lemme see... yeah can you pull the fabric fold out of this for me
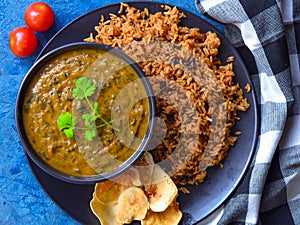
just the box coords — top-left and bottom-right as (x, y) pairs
(195, 0), (298, 224)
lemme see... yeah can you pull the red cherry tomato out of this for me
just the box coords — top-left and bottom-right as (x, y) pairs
(24, 2), (55, 32)
(9, 27), (38, 58)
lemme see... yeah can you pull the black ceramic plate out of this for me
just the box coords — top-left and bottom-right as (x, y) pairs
(28, 1), (258, 225)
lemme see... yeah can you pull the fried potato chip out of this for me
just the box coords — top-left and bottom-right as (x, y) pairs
(141, 151), (155, 165)
(90, 193), (121, 225)
(135, 152), (155, 186)
(112, 167), (142, 186)
(145, 164), (178, 212)
(116, 186), (149, 224)
(94, 168), (141, 204)
(90, 152), (181, 225)
(141, 201), (182, 225)
(94, 180), (128, 204)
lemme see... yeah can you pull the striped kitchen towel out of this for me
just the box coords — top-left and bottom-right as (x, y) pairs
(195, 0), (300, 224)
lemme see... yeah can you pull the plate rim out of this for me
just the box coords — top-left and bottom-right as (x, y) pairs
(27, 1), (259, 224)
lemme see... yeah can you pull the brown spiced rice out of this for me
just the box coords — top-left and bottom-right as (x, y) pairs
(84, 2), (250, 193)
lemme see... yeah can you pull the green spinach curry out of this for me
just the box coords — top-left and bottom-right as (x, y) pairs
(23, 49), (150, 176)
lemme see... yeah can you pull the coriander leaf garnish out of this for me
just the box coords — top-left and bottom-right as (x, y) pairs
(82, 113), (97, 128)
(93, 102), (99, 115)
(57, 77), (119, 142)
(85, 129), (97, 142)
(63, 127), (75, 139)
(57, 112), (76, 139)
(73, 77), (96, 100)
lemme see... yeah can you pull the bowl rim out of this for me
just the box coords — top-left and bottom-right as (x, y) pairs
(15, 42), (156, 184)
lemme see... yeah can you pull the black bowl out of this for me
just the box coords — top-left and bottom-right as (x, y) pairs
(15, 42), (156, 184)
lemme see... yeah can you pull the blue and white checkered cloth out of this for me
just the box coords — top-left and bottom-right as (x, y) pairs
(195, 0), (300, 224)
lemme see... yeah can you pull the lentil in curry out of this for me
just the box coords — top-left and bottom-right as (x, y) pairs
(23, 48), (150, 176)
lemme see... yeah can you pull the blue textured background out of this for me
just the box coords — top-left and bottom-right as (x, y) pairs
(0, 0), (221, 224)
